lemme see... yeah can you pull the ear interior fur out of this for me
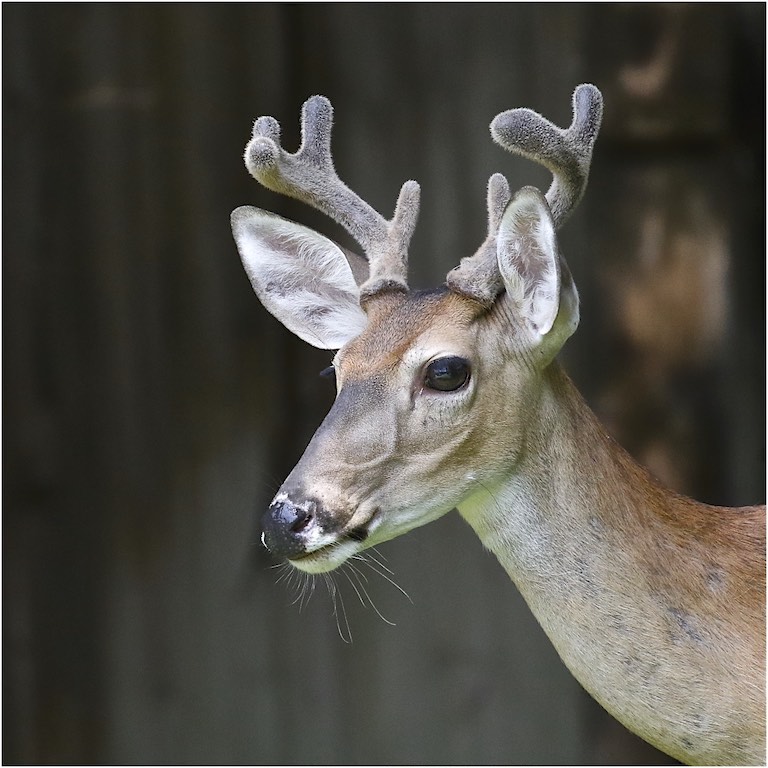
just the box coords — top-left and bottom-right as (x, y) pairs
(231, 207), (368, 349)
(496, 186), (579, 350)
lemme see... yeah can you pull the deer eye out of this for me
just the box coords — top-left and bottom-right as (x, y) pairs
(423, 356), (470, 392)
(319, 365), (336, 381)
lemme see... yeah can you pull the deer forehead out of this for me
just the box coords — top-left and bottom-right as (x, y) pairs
(336, 289), (482, 379)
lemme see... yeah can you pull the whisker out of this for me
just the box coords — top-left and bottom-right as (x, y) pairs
(324, 573), (352, 643)
(288, 572), (307, 605)
(357, 554), (413, 604)
(364, 549), (395, 575)
(369, 545), (389, 564)
(274, 562), (295, 586)
(273, 549), (410, 642)
(289, 586), (305, 606)
(297, 572), (316, 612)
(348, 562), (396, 626)
(348, 558), (371, 584)
(337, 585), (351, 643)
(341, 565), (367, 607)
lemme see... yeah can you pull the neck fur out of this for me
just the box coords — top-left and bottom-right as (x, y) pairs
(457, 362), (765, 765)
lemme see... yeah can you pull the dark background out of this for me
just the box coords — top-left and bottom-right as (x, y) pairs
(3, 3), (765, 765)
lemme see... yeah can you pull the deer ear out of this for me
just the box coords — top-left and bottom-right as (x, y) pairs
(496, 186), (578, 344)
(231, 207), (368, 350)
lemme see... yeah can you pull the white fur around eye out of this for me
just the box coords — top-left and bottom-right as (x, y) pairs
(232, 206), (368, 349)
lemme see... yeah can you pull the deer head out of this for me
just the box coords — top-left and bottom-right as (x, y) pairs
(231, 85), (603, 574)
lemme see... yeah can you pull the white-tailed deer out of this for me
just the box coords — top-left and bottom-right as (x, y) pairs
(231, 85), (765, 765)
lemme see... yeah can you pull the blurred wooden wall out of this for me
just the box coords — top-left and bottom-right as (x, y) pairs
(3, 4), (764, 765)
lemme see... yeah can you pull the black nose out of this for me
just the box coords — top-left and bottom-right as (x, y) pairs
(261, 497), (316, 558)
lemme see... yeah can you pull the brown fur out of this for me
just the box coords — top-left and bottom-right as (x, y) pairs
(338, 289), (481, 381)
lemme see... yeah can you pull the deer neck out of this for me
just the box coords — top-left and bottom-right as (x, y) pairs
(459, 361), (646, 586)
(456, 361), (764, 765)
(458, 362), (653, 638)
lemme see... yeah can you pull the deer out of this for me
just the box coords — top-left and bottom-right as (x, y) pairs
(230, 84), (766, 766)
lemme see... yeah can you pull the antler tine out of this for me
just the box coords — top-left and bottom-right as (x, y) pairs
(447, 85), (603, 307)
(446, 173), (511, 306)
(244, 95), (420, 297)
(490, 83), (603, 228)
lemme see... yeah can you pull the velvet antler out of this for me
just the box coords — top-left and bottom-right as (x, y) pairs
(244, 96), (421, 300)
(447, 84), (603, 306)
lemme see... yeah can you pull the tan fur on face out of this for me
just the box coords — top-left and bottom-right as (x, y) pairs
(337, 289), (483, 382)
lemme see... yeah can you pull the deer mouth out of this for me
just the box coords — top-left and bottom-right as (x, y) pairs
(287, 508), (379, 572)
(287, 537), (358, 573)
(289, 525), (366, 561)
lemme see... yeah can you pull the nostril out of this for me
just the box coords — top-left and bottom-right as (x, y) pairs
(290, 508), (313, 534)
(268, 498), (314, 529)
(261, 497), (318, 559)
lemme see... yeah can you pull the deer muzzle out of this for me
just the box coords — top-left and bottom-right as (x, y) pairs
(261, 496), (320, 559)
(261, 489), (375, 572)
(260, 377), (394, 566)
